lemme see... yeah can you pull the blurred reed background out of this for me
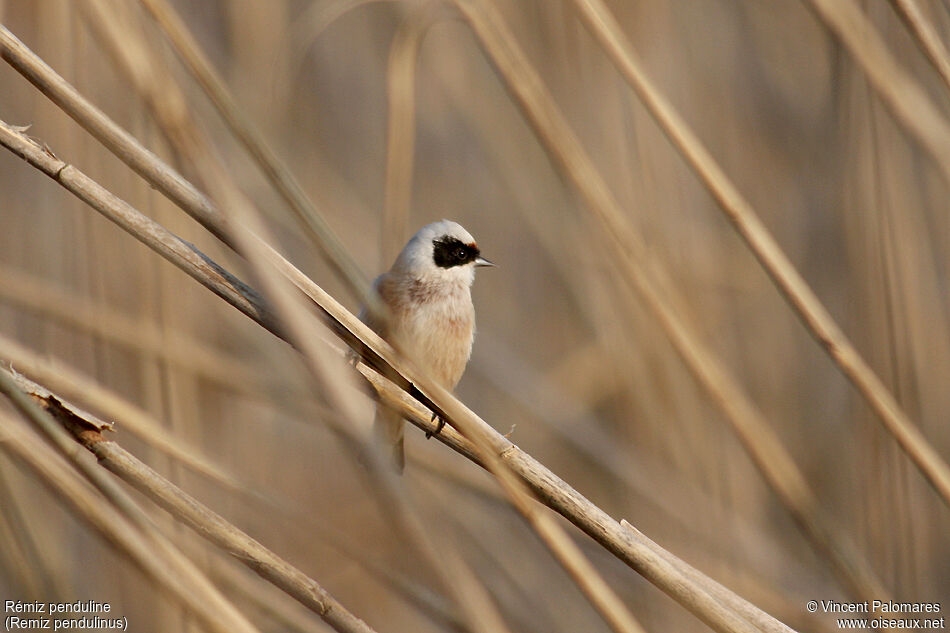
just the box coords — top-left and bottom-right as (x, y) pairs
(0, 0), (948, 632)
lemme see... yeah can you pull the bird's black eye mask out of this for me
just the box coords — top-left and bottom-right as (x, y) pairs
(432, 236), (480, 268)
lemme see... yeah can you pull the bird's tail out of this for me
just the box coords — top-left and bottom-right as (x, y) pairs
(373, 406), (405, 473)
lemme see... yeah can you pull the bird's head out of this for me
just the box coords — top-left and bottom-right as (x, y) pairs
(394, 220), (494, 286)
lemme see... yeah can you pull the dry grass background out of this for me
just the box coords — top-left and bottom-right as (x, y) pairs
(0, 0), (948, 632)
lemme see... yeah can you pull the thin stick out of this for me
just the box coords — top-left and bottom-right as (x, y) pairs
(568, 0), (950, 511)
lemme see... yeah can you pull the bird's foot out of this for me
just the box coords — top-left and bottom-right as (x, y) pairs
(425, 412), (446, 439)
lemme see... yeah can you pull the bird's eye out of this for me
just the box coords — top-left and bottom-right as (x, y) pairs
(455, 248), (467, 260)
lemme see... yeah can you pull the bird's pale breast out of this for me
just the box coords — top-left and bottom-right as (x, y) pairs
(375, 273), (475, 389)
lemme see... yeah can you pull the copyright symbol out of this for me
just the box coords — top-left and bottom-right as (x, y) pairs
(806, 600), (818, 613)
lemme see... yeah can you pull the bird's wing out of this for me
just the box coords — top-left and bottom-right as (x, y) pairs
(359, 273), (390, 339)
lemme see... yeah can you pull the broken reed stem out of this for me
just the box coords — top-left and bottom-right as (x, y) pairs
(0, 331), (243, 489)
(5, 373), (378, 633)
(0, 31), (793, 633)
(5, 342), (467, 632)
(0, 390), (261, 633)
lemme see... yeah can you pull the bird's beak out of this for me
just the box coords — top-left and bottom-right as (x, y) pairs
(475, 256), (496, 268)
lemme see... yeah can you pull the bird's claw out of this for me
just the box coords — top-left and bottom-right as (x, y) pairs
(425, 412), (446, 439)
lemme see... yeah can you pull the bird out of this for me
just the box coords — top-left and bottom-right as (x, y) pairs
(361, 220), (494, 472)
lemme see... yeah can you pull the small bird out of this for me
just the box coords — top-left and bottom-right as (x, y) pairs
(362, 220), (494, 472)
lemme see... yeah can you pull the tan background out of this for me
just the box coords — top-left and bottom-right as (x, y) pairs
(0, 1), (948, 631)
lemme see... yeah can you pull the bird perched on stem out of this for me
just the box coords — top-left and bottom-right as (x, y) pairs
(362, 220), (494, 472)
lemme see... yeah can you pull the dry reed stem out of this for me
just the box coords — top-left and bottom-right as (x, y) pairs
(804, 0), (950, 184)
(569, 0), (950, 510)
(0, 408), (261, 633)
(0, 21), (793, 633)
(452, 0), (886, 608)
(135, 0), (380, 316)
(888, 0), (950, 94)
(0, 367), (258, 633)
(4, 371), (379, 633)
(0, 108), (781, 633)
